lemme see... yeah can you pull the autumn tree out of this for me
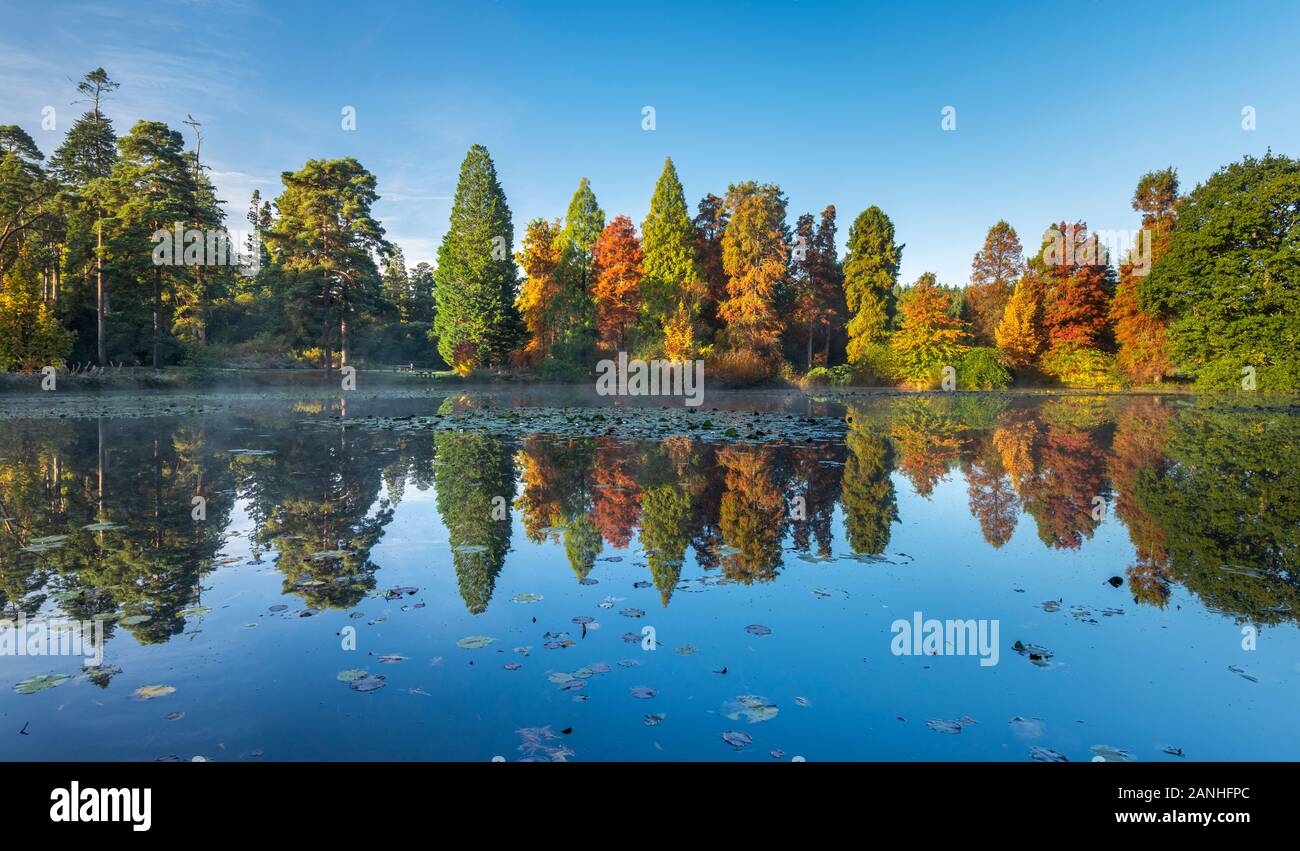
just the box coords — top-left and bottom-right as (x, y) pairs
(889, 273), (969, 383)
(790, 205), (844, 369)
(1111, 168), (1178, 383)
(967, 220), (1023, 345)
(589, 214), (643, 354)
(1039, 221), (1114, 349)
(843, 205), (902, 365)
(995, 272), (1045, 366)
(692, 192), (728, 341)
(514, 217), (563, 366)
(717, 182), (788, 379)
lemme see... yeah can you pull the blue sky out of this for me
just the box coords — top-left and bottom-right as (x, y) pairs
(2, 0), (1297, 285)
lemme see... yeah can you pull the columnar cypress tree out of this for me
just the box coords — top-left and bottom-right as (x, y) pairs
(432, 144), (519, 372)
(640, 157), (699, 355)
(843, 206), (902, 365)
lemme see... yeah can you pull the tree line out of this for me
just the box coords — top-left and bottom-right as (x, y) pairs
(4, 395), (1296, 626)
(2, 68), (1296, 389)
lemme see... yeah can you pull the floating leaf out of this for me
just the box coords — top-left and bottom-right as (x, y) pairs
(744, 624), (772, 636)
(456, 635), (496, 650)
(1029, 746), (1069, 762)
(349, 674), (386, 693)
(14, 674), (71, 695)
(725, 695), (779, 724)
(512, 593), (544, 603)
(630, 685), (656, 699)
(1090, 744), (1134, 763)
(120, 614), (152, 626)
(337, 668), (368, 682)
(644, 713), (666, 726)
(722, 730), (752, 750)
(925, 719), (963, 734)
(134, 685), (176, 700)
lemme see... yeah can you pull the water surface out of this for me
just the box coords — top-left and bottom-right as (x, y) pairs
(1, 390), (1296, 761)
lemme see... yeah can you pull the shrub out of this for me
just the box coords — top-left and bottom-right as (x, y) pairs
(956, 347), (1013, 389)
(1040, 343), (1121, 390)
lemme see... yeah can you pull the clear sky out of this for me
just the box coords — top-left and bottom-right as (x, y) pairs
(2, 0), (1297, 285)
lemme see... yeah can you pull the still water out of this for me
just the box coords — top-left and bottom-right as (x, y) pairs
(0, 389), (1296, 761)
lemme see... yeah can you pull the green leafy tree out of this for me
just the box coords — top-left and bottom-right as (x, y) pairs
(1142, 153), (1300, 389)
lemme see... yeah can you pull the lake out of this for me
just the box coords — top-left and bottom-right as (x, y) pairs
(0, 387), (1296, 761)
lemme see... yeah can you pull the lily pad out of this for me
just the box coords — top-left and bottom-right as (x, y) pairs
(14, 674), (71, 695)
(630, 685), (657, 699)
(456, 635), (496, 650)
(744, 624), (772, 636)
(1029, 746), (1069, 762)
(512, 593), (544, 603)
(349, 674), (387, 693)
(337, 669), (368, 682)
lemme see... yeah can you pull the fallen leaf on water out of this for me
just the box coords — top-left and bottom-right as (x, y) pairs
(133, 685), (176, 700)
(1029, 746), (1069, 762)
(744, 624), (772, 636)
(349, 674), (386, 693)
(337, 669), (368, 682)
(630, 685), (656, 699)
(457, 635), (496, 650)
(722, 730), (752, 750)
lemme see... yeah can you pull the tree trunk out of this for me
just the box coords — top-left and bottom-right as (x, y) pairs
(96, 219), (106, 366)
(340, 313), (349, 369)
(152, 265), (162, 369)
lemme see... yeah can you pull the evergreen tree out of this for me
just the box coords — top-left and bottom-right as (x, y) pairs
(432, 144), (519, 372)
(843, 205), (902, 365)
(640, 157), (699, 355)
(108, 120), (198, 367)
(49, 68), (119, 364)
(263, 157), (388, 370)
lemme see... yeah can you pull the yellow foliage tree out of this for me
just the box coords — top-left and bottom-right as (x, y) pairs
(995, 274), (1045, 367)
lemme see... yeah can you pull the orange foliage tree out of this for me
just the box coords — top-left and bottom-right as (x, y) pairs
(589, 215), (643, 354)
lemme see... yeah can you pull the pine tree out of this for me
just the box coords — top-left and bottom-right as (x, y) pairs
(590, 215), (643, 354)
(49, 68), (119, 365)
(432, 144), (519, 372)
(843, 205), (902, 365)
(263, 157), (388, 370)
(108, 120), (199, 368)
(640, 157), (699, 355)
(967, 220), (1023, 345)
